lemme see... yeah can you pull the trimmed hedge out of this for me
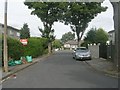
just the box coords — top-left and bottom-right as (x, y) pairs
(23, 37), (48, 58)
(7, 37), (48, 60)
(8, 38), (24, 60)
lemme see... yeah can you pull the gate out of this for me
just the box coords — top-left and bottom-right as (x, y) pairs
(99, 43), (107, 59)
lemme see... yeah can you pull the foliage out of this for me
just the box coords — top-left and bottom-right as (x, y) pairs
(7, 37), (48, 60)
(60, 2), (107, 46)
(84, 28), (108, 44)
(84, 28), (97, 44)
(52, 39), (62, 49)
(20, 23), (30, 39)
(24, 2), (107, 47)
(23, 37), (48, 58)
(24, 2), (66, 53)
(61, 31), (75, 43)
(95, 28), (109, 43)
(7, 38), (24, 60)
(39, 28), (55, 42)
(24, 2), (66, 41)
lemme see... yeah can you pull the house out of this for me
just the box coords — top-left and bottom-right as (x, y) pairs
(0, 23), (20, 39)
(64, 40), (84, 50)
(108, 30), (115, 45)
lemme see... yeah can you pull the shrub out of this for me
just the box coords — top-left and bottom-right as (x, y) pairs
(6, 37), (48, 60)
(7, 38), (24, 60)
(23, 37), (48, 58)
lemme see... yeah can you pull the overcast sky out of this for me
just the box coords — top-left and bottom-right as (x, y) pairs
(0, 0), (114, 39)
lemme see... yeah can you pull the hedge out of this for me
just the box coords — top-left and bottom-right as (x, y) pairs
(6, 37), (48, 60)
(7, 38), (24, 60)
(23, 37), (48, 58)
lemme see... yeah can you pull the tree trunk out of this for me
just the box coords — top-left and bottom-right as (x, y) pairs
(48, 42), (52, 54)
(76, 32), (80, 47)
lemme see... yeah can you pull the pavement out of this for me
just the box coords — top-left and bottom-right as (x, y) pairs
(0, 52), (119, 84)
(84, 58), (120, 78)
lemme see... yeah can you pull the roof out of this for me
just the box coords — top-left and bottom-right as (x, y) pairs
(108, 30), (115, 33)
(65, 40), (78, 45)
(0, 23), (20, 32)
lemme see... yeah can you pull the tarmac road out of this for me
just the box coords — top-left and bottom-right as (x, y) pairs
(2, 50), (118, 88)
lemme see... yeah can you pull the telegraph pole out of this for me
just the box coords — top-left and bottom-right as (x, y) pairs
(111, 1), (120, 71)
(3, 0), (8, 72)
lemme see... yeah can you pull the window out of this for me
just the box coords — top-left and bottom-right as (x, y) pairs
(17, 32), (20, 37)
(9, 30), (14, 36)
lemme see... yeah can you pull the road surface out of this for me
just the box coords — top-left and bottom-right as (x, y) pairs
(2, 50), (118, 88)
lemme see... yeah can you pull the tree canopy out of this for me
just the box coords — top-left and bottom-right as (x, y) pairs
(24, 2), (107, 46)
(60, 2), (107, 46)
(24, 2), (67, 41)
(84, 28), (108, 44)
(20, 23), (30, 39)
(52, 39), (62, 49)
(61, 31), (75, 43)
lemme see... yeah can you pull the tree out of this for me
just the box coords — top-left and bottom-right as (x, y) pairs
(20, 23), (30, 39)
(24, 2), (68, 53)
(84, 28), (108, 44)
(84, 27), (97, 44)
(95, 28), (108, 43)
(61, 31), (75, 43)
(61, 2), (107, 46)
(52, 39), (62, 49)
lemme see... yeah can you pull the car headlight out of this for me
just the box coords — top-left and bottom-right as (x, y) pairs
(75, 53), (79, 56)
(86, 52), (91, 56)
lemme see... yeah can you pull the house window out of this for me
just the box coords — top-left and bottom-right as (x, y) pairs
(17, 32), (20, 37)
(9, 30), (14, 36)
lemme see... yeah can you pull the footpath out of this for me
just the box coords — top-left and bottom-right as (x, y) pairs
(85, 58), (120, 78)
(0, 53), (119, 84)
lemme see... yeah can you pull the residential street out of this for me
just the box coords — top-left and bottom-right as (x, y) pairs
(2, 50), (118, 88)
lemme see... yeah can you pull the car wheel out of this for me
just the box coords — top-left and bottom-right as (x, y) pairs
(73, 57), (75, 59)
(75, 57), (78, 61)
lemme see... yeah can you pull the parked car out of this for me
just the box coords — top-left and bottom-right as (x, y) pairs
(73, 47), (91, 60)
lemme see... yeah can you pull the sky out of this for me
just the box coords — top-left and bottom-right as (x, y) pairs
(0, 0), (114, 39)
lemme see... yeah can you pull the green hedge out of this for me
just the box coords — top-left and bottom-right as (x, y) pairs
(7, 37), (48, 60)
(8, 38), (24, 60)
(23, 37), (48, 58)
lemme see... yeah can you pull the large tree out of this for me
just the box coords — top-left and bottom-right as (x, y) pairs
(61, 2), (107, 46)
(24, 2), (67, 38)
(20, 23), (30, 39)
(61, 31), (75, 43)
(24, 2), (67, 53)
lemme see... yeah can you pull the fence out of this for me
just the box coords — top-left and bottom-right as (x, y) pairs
(88, 44), (99, 58)
(99, 43), (107, 59)
(88, 43), (115, 61)
(107, 44), (115, 62)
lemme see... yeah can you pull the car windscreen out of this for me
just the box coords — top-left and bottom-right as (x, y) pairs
(76, 49), (89, 52)
(76, 48), (87, 50)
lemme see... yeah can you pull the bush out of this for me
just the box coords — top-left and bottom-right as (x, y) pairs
(81, 42), (89, 48)
(23, 37), (48, 58)
(6, 37), (48, 60)
(7, 38), (24, 60)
